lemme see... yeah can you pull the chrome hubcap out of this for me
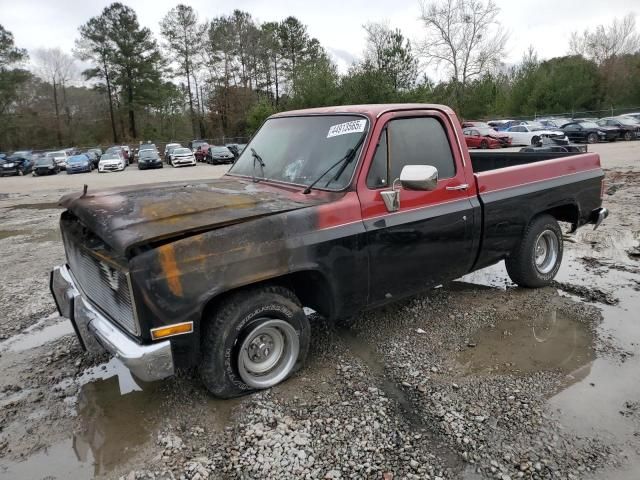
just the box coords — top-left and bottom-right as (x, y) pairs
(534, 230), (559, 274)
(237, 319), (299, 389)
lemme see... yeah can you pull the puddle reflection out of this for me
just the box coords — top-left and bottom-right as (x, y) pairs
(457, 309), (596, 377)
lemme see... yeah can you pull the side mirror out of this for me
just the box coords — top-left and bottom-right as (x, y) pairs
(400, 165), (439, 191)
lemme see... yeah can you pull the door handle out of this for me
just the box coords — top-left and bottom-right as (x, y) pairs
(446, 183), (469, 191)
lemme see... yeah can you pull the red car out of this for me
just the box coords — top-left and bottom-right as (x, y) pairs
(463, 127), (512, 149)
(194, 143), (210, 162)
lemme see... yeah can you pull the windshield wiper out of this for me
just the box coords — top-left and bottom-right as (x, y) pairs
(302, 133), (367, 194)
(251, 148), (265, 183)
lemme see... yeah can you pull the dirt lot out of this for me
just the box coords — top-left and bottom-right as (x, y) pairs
(0, 144), (639, 480)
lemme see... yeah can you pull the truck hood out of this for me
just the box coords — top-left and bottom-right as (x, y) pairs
(59, 176), (327, 256)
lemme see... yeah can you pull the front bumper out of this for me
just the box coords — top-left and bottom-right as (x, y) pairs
(50, 264), (174, 382)
(99, 163), (125, 172)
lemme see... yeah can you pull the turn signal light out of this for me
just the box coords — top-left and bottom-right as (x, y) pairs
(150, 321), (193, 340)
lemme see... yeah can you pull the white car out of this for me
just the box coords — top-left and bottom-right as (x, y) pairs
(98, 152), (126, 172)
(506, 124), (568, 146)
(45, 150), (69, 170)
(170, 147), (196, 167)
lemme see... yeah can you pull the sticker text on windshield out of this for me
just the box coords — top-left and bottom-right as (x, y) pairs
(327, 119), (367, 138)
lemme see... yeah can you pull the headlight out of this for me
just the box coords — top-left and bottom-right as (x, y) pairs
(4, 163), (15, 167)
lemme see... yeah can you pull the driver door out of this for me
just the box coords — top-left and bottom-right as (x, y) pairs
(357, 111), (477, 305)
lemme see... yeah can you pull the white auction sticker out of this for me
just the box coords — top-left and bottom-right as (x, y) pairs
(327, 119), (367, 138)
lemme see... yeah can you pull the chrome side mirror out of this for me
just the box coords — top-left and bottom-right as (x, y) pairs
(400, 165), (438, 191)
(381, 178), (401, 213)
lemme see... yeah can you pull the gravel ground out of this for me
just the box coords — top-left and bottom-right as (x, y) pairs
(0, 143), (638, 480)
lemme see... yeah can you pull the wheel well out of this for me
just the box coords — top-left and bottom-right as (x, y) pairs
(539, 203), (579, 225)
(200, 270), (335, 325)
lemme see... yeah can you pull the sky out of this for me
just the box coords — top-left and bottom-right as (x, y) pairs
(1, 0), (639, 80)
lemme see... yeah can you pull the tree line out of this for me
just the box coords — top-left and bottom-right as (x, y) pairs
(1, 0), (640, 150)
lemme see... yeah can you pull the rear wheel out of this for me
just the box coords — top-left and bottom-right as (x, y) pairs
(479, 140), (489, 149)
(505, 214), (563, 288)
(587, 133), (598, 144)
(199, 286), (310, 398)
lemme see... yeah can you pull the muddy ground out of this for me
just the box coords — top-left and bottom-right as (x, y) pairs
(0, 143), (639, 480)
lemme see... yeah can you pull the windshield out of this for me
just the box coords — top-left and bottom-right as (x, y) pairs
(229, 115), (369, 190)
(105, 147), (120, 154)
(140, 150), (157, 158)
(580, 122), (599, 129)
(140, 144), (155, 150)
(101, 153), (120, 160)
(213, 147), (231, 153)
(174, 148), (191, 155)
(35, 158), (52, 166)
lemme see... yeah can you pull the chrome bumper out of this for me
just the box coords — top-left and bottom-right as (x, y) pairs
(50, 264), (174, 382)
(590, 207), (609, 230)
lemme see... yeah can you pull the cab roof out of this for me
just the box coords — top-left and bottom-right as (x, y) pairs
(270, 103), (455, 119)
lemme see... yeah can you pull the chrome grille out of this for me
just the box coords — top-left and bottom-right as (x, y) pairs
(64, 237), (139, 335)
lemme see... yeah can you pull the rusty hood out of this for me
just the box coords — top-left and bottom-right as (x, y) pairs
(59, 176), (327, 256)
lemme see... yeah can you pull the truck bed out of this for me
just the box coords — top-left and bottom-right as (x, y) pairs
(470, 152), (603, 270)
(469, 151), (584, 173)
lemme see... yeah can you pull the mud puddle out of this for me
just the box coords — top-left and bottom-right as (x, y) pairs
(6, 202), (62, 210)
(457, 309), (595, 376)
(1, 358), (237, 479)
(0, 315), (72, 353)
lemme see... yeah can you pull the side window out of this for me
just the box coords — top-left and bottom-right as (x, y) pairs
(388, 117), (456, 182)
(366, 129), (388, 189)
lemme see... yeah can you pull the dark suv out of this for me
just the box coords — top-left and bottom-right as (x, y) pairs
(0, 152), (34, 176)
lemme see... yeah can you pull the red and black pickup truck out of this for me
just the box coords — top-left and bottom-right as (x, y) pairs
(50, 104), (608, 398)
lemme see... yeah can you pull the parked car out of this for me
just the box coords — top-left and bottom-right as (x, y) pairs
(87, 148), (102, 160)
(121, 145), (132, 163)
(138, 149), (163, 170)
(169, 147), (196, 167)
(83, 151), (100, 168)
(519, 136), (587, 153)
(488, 119), (522, 131)
(105, 146), (130, 165)
(619, 112), (640, 122)
(98, 152), (126, 172)
(165, 145), (182, 164)
(537, 118), (573, 129)
(164, 143), (182, 158)
(66, 154), (93, 174)
(32, 156), (60, 176)
(1, 153), (34, 176)
(44, 150), (69, 170)
(225, 143), (247, 161)
(51, 103), (608, 397)
(505, 124), (568, 146)
(194, 143), (210, 162)
(207, 146), (235, 164)
(0, 153), (6, 161)
(189, 139), (208, 153)
(462, 127), (512, 149)
(596, 117), (640, 141)
(561, 121), (618, 143)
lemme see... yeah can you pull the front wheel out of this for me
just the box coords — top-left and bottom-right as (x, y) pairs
(624, 131), (632, 141)
(199, 286), (310, 398)
(531, 136), (540, 146)
(479, 140), (488, 149)
(505, 214), (563, 288)
(587, 133), (598, 144)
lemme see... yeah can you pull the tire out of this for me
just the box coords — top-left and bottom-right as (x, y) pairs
(480, 140), (488, 149)
(624, 131), (632, 141)
(531, 136), (540, 146)
(505, 214), (563, 288)
(587, 133), (598, 144)
(199, 286), (310, 398)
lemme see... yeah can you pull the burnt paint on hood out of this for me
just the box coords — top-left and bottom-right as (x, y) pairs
(59, 176), (329, 256)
